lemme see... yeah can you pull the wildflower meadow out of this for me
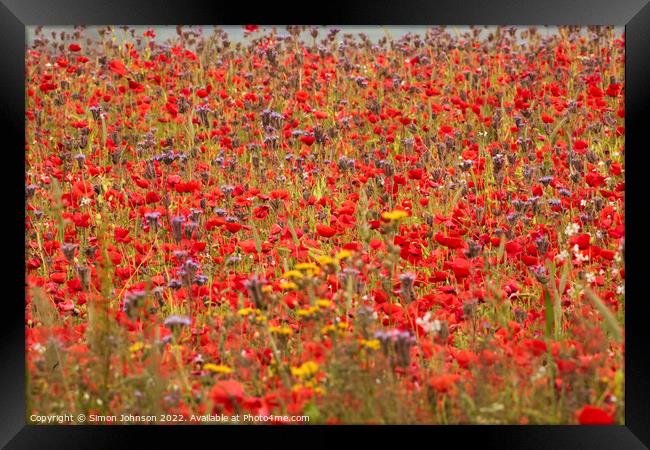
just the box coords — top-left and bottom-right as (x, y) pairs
(25, 25), (625, 425)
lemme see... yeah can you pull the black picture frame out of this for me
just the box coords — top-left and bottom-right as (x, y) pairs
(3, 1), (649, 448)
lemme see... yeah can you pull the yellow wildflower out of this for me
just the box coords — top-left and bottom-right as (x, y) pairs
(359, 339), (381, 351)
(203, 363), (233, 374)
(291, 360), (319, 379)
(279, 281), (298, 291)
(315, 255), (336, 266)
(238, 307), (255, 317)
(382, 209), (409, 221)
(282, 270), (304, 280)
(294, 262), (319, 272)
(316, 299), (332, 308)
(129, 342), (144, 353)
(294, 262), (321, 277)
(335, 249), (353, 261)
(321, 324), (336, 335)
(297, 306), (319, 317)
(269, 325), (293, 336)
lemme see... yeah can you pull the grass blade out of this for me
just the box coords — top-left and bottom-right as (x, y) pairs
(583, 286), (623, 343)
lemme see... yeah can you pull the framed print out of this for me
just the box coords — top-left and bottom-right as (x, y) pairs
(2, 0), (649, 448)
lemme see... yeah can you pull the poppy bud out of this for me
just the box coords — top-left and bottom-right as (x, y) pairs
(532, 265), (550, 285)
(171, 216), (184, 242)
(464, 240), (482, 259)
(399, 272), (416, 303)
(61, 243), (77, 262)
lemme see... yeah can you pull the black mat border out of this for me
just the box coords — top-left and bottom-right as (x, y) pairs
(2, 1), (648, 448)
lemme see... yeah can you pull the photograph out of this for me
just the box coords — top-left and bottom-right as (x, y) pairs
(23, 24), (627, 426)
(2, 0), (649, 446)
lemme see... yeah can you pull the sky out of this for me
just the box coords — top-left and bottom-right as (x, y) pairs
(26, 25), (593, 45)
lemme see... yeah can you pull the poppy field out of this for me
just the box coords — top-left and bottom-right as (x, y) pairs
(25, 25), (625, 425)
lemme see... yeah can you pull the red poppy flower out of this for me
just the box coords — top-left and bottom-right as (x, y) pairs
(210, 380), (245, 411)
(300, 135), (315, 146)
(316, 224), (336, 238)
(451, 257), (470, 278)
(435, 233), (464, 249)
(239, 239), (258, 254)
(224, 222), (242, 233)
(570, 233), (591, 250)
(577, 405), (615, 425)
(585, 171), (605, 187)
(505, 240), (523, 255)
(50, 272), (67, 284)
(108, 59), (127, 77)
(429, 374), (461, 394)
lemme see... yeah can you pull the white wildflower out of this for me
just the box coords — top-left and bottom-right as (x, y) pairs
(479, 402), (505, 413)
(531, 365), (547, 381)
(565, 222), (580, 237)
(32, 343), (46, 354)
(573, 244), (589, 262)
(416, 312), (442, 334)
(555, 249), (570, 262)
